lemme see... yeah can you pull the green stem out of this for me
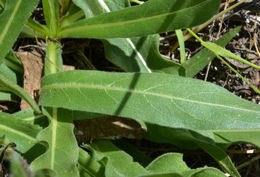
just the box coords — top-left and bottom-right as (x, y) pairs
(187, 28), (260, 94)
(188, 29), (260, 71)
(44, 40), (63, 75)
(186, 28), (203, 43)
(217, 55), (260, 94)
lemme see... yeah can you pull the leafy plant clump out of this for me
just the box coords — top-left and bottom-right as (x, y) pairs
(0, 0), (259, 176)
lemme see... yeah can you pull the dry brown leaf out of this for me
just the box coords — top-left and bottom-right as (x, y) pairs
(16, 51), (43, 110)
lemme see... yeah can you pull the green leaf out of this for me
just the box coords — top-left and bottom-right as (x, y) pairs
(180, 27), (241, 77)
(40, 70), (260, 130)
(214, 130), (260, 149)
(42, 0), (59, 37)
(0, 112), (40, 153)
(60, 5), (84, 27)
(30, 108), (79, 177)
(191, 168), (227, 177)
(0, 51), (23, 101)
(146, 153), (189, 174)
(34, 169), (56, 177)
(88, 140), (149, 177)
(24, 18), (49, 38)
(145, 124), (240, 177)
(74, 0), (153, 72)
(0, 0), (39, 62)
(104, 35), (181, 73)
(176, 29), (186, 64)
(0, 74), (41, 113)
(201, 41), (260, 70)
(75, 0), (180, 73)
(0, 90), (12, 101)
(60, 0), (72, 16)
(60, 0), (221, 38)
(0, 0), (5, 14)
(0, 58), (21, 85)
(72, 0), (109, 17)
(3, 50), (23, 74)
(140, 174), (183, 177)
(141, 153), (226, 177)
(78, 148), (104, 177)
(13, 109), (47, 127)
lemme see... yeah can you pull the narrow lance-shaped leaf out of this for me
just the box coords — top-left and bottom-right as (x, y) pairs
(74, 0), (181, 74)
(60, 0), (221, 38)
(0, 112), (40, 153)
(214, 130), (260, 149)
(40, 70), (260, 130)
(0, 74), (41, 113)
(180, 27), (241, 77)
(31, 108), (79, 177)
(74, 0), (153, 73)
(176, 29), (186, 64)
(0, 0), (39, 62)
(145, 124), (240, 177)
(201, 41), (260, 70)
(42, 0), (59, 37)
(143, 153), (226, 177)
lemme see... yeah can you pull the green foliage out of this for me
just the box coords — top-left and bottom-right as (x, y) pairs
(40, 70), (260, 131)
(0, 0), (259, 176)
(60, 0), (220, 38)
(0, 112), (40, 153)
(0, 0), (39, 62)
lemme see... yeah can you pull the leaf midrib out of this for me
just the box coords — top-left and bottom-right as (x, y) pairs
(41, 83), (260, 114)
(50, 108), (58, 170)
(60, 0), (208, 34)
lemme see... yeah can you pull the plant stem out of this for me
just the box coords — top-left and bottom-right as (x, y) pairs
(186, 28), (203, 43)
(217, 55), (260, 94)
(44, 40), (63, 75)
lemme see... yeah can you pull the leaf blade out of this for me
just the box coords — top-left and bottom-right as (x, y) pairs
(0, 74), (41, 113)
(40, 70), (260, 130)
(0, 0), (39, 62)
(30, 108), (79, 177)
(60, 0), (221, 38)
(0, 112), (40, 153)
